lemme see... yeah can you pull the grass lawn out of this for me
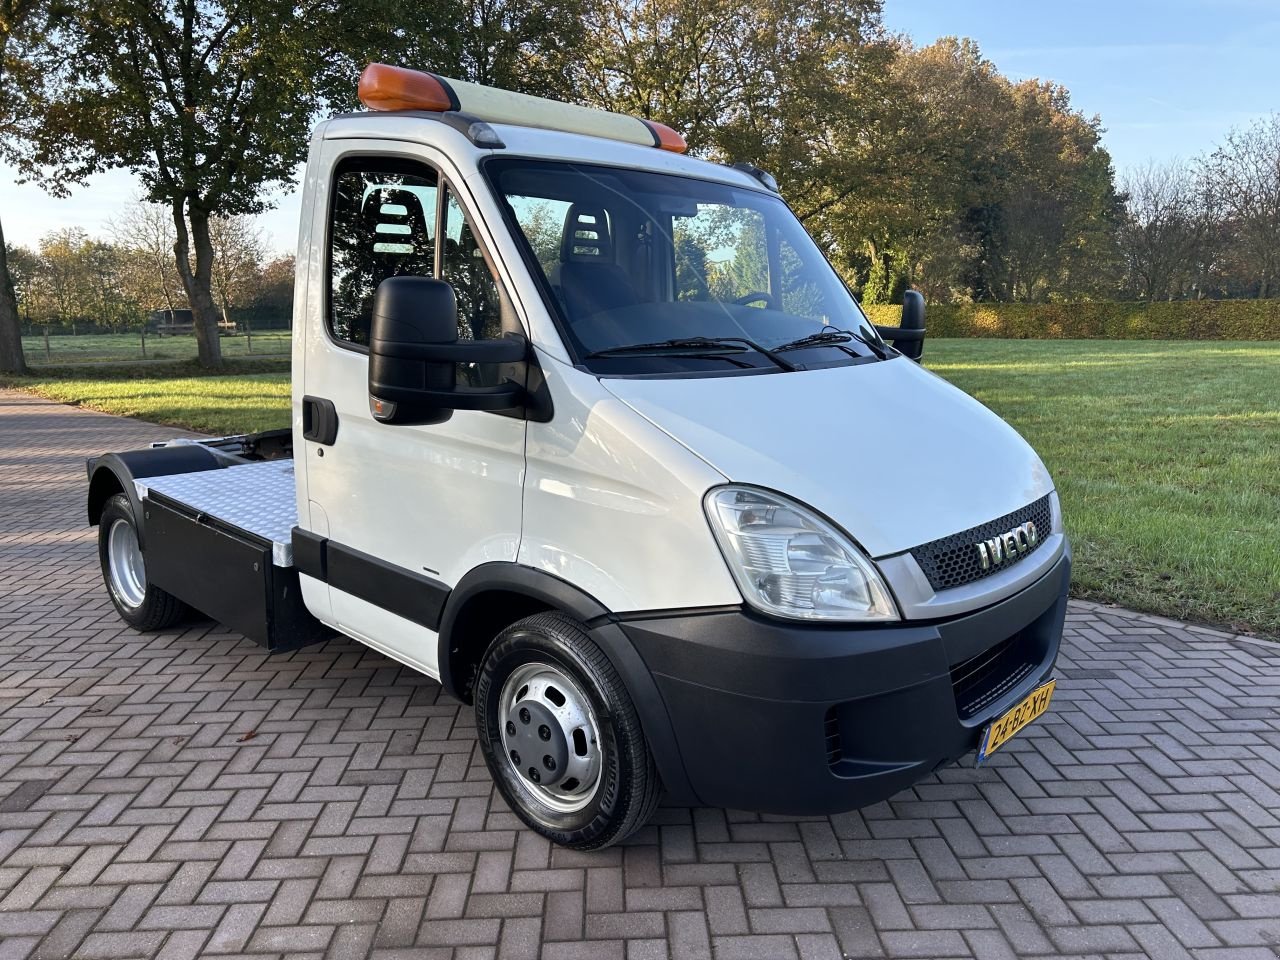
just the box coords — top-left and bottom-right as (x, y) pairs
(928, 340), (1279, 637)
(3, 360), (292, 434)
(22, 330), (291, 365)
(4, 340), (1277, 636)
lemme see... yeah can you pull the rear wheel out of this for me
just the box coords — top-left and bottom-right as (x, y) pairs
(475, 612), (661, 850)
(98, 493), (189, 631)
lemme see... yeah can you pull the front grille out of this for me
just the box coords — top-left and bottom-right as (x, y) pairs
(910, 494), (1053, 592)
(950, 630), (1038, 719)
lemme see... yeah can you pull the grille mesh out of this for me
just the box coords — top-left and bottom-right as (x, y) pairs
(910, 495), (1053, 592)
(949, 630), (1038, 719)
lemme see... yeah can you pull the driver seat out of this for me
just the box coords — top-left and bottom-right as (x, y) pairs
(551, 204), (639, 321)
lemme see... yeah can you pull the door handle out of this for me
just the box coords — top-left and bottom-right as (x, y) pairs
(302, 395), (339, 445)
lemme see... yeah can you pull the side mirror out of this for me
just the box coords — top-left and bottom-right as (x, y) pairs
(872, 290), (926, 362)
(368, 276), (528, 425)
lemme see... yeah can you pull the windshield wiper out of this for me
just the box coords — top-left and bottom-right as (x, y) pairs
(586, 337), (797, 371)
(774, 328), (891, 360)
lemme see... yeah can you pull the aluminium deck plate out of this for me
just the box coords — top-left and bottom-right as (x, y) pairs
(134, 460), (298, 567)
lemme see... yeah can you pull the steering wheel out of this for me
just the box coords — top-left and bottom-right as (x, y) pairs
(732, 291), (778, 308)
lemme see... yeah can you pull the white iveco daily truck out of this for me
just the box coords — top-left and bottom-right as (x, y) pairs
(87, 64), (1069, 850)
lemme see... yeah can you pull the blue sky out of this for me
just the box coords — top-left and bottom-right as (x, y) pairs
(3, 0), (1278, 252)
(881, 0), (1280, 169)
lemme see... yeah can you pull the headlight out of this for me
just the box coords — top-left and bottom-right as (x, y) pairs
(704, 486), (899, 622)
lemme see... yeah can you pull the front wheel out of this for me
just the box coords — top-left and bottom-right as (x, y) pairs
(474, 612), (661, 849)
(98, 493), (189, 631)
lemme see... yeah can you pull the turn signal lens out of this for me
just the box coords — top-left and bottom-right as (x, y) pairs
(705, 486), (898, 622)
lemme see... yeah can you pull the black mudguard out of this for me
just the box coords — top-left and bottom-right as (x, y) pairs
(86, 444), (233, 547)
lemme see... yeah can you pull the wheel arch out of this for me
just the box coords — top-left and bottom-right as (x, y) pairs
(437, 563), (696, 806)
(86, 446), (228, 547)
(438, 563), (612, 702)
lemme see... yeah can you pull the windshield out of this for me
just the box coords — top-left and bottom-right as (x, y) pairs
(484, 158), (886, 374)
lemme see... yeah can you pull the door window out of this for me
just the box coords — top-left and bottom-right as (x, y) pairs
(328, 160), (438, 346)
(442, 185), (504, 343)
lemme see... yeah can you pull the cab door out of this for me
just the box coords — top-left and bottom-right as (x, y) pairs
(299, 140), (526, 677)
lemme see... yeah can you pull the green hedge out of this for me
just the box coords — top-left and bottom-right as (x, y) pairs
(864, 299), (1280, 340)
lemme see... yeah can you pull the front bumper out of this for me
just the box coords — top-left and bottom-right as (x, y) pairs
(617, 548), (1070, 815)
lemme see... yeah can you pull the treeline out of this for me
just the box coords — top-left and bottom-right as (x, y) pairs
(2, 0), (1278, 373)
(7, 208), (294, 333)
(1120, 122), (1280, 302)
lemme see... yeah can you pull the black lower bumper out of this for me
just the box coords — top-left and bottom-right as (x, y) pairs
(616, 550), (1070, 815)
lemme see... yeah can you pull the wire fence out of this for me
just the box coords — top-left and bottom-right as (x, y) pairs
(22, 324), (292, 366)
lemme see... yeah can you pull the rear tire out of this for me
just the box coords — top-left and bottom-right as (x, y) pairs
(98, 493), (189, 631)
(475, 612), (661, 850)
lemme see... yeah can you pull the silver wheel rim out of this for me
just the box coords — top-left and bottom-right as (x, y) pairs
(107, 518), (146, 609)
(498, 661), (603, 814)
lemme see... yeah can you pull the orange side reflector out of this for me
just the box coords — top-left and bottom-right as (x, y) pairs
(359, 63), (458, 113)
(641, 120), (688, 154)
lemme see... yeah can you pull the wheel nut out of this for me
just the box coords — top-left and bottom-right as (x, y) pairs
(505, 721), (516, 736)
(519, 707), (531, 724)
(528, 767), (541, 783)
(510, 750), (520, 765)
(538, 725), (551, 741)
(543, 755), (556, 771)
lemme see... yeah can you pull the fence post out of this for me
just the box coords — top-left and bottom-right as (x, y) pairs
(246, 318), (253, 355)
(140, 325), (147, 359)
(44, 327), (51, 362)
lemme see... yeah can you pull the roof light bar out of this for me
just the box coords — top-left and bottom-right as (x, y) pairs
(357, 63), (687, 154)
(359, 63), (458, 113)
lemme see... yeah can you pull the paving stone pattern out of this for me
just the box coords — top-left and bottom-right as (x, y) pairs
(1, 388), (1279, 960)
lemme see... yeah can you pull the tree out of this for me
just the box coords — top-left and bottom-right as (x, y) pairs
(0, 0), (62, 373)
(1199, 114), (1280, 299)
(208, 214), (265, 328)
(1118, 161), (1210, 301)
(0, 217), (22, 372)
(36, 228), (93, 327)
(111, 198), (184, 321)
(444, 0), (585, 98)
(829, 37), (1014, 301)
(576, 0), (749, 152)
(10, 0), (437, 369)
(575, 0), (893, 221)
(824, 38), (1123, 304)
(4, 242), (37, 323)
(246, 254), (294, 329)
(82, 239), (136, 331)
(974, 79), (1123, 302)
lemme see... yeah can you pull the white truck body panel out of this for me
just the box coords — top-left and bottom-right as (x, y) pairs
(518, 351), (742, 614)
(602, 356), (1055, 559)
(294, 132), (526, 672)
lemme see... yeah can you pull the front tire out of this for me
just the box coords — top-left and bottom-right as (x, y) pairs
(475, 612), (661, 850)
(98, 493), (189, 631)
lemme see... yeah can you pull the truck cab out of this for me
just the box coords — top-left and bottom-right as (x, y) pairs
(87, 64), (1069, 850)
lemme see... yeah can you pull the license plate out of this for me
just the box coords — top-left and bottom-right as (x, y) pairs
(976, 679), (1055, 763)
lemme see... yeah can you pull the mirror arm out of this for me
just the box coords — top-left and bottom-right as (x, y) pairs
(369, 380), (525, 412)
(370, 332), (528, 364)
(872, 325), (925, 343)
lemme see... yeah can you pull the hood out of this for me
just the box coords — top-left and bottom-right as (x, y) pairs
(601, 357), (1054, 558)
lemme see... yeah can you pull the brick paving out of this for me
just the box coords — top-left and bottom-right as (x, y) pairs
(1, 387), (1278, 960)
